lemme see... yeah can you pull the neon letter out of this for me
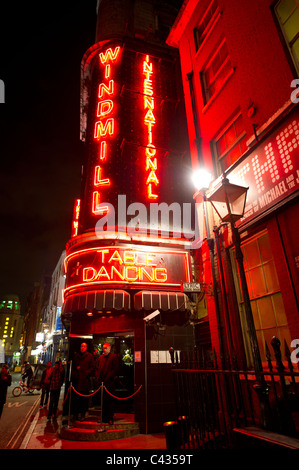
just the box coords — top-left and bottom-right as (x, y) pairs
(94, 118), (115, 139)
(99, 46), (120, 64)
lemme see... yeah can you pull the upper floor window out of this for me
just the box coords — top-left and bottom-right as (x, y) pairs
(275, 0), (299, 74)
(214, 113), (247, 173)
(200, 39), (234, 105)
(193, 0), (220, 52)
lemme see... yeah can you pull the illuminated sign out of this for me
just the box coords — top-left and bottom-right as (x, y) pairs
(92, 46), (120, 216)
(71, 199), (81, 237)
(143, 55), (159, 200)
(78, 42), (189, 234)
(228, 109), (299, 226)
(64, 246), (191, 296)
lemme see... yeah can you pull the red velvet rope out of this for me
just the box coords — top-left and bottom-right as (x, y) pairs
(69, 383), (142, 400)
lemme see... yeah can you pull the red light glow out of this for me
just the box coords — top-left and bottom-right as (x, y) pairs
(92, 45), (121, 216)
(143, 55), (159, 200)
(64, 246), (191, 296)
(71, 199), (81, 237)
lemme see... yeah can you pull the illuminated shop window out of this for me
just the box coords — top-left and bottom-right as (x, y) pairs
(275, 0), (299, 74)
(193, 0), (221, 52)
(200, 39), (233, 105)
(231, 230), (291, 364)
(214, 113), (247, 173)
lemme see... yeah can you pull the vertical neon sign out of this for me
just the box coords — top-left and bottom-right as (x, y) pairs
(71, 199), (81, 237)
(143, 55), (159, 200)
(92, 46), (120, 215)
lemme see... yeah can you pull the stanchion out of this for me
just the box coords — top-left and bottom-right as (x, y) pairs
(67, 360), (73, 429)
(97, 382), (104, 433)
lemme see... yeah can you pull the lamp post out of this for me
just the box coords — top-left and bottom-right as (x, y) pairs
(192, 168), (227, 368)
(206, 177), (264, 380)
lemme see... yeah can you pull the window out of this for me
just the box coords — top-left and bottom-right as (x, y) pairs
(214, 113), (247, 173)
(231, 231), (291, 364)
(275, 0), (299, 73)
(200, 39), (234, 105)
(193, 0), (220, 51)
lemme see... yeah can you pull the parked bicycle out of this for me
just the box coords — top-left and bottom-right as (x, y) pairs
(12, 380), (36, 397)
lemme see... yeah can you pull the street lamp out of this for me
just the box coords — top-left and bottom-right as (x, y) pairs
(192, 168), (227, 367)
(192, 168), (212, 192)
(206, 177), (264, 379)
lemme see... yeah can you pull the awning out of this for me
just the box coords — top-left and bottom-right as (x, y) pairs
(62, 290), (131, 314)
(134, 291), (188, 311)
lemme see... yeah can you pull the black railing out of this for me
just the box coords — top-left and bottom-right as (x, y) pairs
(168, 337), (299, 449)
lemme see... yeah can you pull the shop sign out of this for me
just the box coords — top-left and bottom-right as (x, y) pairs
(182, 282), (202, 292)
(64, 246), (191, 296)
(228, 108), (299, 226)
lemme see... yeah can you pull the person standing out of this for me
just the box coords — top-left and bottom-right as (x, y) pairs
(47, 361), (64, 420)
(95, 343), (118, 424)
(40, 361), (52, 408)
(72, 342), (94, 421)
(0, 365), (12, 419)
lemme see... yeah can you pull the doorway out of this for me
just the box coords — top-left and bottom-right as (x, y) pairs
(92, 331), (135, 413)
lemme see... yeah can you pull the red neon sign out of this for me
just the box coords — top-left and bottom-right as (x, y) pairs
(71, 199), (81, 237)
(143, 55), (159, 200)
(92, 45), (121, 215)
(64, 246), (191, 296)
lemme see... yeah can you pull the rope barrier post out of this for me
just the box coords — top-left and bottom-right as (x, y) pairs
(101, 382), (104, 424)
(67, 360), (73, 429)
(97, 383), (104, 433)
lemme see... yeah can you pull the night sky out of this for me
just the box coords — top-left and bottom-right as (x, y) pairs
(0, 1), (98, 309)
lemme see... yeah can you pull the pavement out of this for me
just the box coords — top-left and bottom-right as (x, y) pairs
(19, 395), (167, 450)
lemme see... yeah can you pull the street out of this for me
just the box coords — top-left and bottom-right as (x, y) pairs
(0, 373), (41, 449)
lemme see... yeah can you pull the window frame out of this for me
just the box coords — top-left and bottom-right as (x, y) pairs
(193, 0), (221, 54)
(200, 38), (234, 108)
(212, 112), (247, 175)
(274, 0), (299, 75)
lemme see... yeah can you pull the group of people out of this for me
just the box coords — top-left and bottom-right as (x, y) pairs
(0, 341), (118, 424)
(72, 342), (118, 424)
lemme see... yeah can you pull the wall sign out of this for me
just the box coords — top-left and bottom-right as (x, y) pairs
(64, 246), (191, 297)
(228, 108), (299, 226)
(78, 42), (188, 234)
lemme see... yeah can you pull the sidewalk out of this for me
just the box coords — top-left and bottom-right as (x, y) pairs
(20, 397), (167, 450)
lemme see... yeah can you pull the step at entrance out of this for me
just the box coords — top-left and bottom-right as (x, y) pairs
(59, 413), (140, 442)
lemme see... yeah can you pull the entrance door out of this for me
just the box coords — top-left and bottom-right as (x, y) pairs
(92, 331), (135, 413)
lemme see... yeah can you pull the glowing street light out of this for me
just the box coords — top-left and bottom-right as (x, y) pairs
(191, 168), (212, 192)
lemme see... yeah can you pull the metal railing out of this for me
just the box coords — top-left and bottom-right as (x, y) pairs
(168, 337), (299, 449)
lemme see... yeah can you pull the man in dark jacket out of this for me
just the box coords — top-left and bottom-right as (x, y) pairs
(47, 361), (64, 420)
(72, 342), (94, 421)
(22, 361), (33, 388)
(95, 343), (118, 424)
(0, 365), (12, 419)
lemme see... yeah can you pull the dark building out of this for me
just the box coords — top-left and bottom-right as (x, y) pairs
(62, 0), (195, 433)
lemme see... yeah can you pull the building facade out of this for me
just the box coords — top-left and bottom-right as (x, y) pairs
(167, 0), (299, 369)
(36, 251), (67, 365)
(0, 295), (23, 366)
(61, 0), (195, 433)
(21, 276), (51, 364)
